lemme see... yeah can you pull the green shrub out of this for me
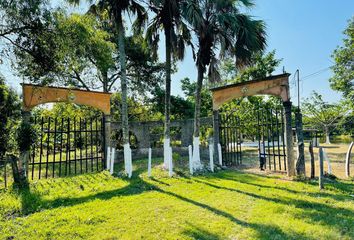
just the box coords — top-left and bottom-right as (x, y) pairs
(16, 121), (38, 152)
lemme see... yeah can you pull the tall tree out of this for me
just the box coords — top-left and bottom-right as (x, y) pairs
(302, 91), (348, 144)
(182, 0), (266, 167)
(330, 17), (354, 108)
(67, 0), (147, 176)
(146, 0), (191, 167)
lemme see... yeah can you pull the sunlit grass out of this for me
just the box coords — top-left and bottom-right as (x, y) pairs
(0, 157), (353, 239)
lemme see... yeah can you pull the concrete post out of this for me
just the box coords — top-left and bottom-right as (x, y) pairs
(104, 115), (111, 169)
(283, 101), (295, 177)
(135, 124), (150, 148)
(21, 110), (31, 179)
(295, 110), (305, 176)
(319, 147), (324, 190)
(212, 110), (220, 165)
(309, 141), (315, 179)
(181, 120), (193, 147)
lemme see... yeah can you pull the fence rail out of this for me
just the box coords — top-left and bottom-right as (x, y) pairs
(29, 116), (105, 180)
(0, 158), (11, 189)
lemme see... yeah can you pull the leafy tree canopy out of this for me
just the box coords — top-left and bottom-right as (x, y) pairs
(302, 91), (349, 143)
(219, 50), (282, 85)
(330, 17), (354, 107)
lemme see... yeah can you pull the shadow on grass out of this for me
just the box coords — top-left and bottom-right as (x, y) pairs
(14, 163), (353, 239)
(182, 223), (223, 240)
(215, 172), (354, 201)
(189, 177), (354, 238)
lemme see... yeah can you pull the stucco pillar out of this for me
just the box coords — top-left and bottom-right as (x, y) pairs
(283, 101), (295, 177)
(135, 124), (150, 148)
(104, 115), (111, 169)
(212, 110), (220, 164)
(295, 110), (305, 176)
(181, 120), (193, 147)
(21, 110), (31, 179)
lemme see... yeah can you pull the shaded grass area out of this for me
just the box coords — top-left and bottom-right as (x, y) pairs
(0, 158), (353, 239)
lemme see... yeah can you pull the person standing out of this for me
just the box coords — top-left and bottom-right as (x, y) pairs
(259, 141), (266, 171)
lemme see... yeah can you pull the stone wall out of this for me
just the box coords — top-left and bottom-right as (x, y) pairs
(111, 117), (213, 161)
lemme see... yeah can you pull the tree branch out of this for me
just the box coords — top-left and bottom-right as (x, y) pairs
(72, 69), (90, 91)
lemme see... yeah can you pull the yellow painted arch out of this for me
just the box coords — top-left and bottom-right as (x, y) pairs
(210, 73), (291, 110)
(22, 84), (111, 115)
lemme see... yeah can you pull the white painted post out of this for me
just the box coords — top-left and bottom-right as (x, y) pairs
(345, 142), (354, 178)
(124, 144), (132, 178)
(163, 138), (170, 169)
(209, 144), (214, 172)
(110, 148), (115, 175)
(189, 145), (193, 175)
(323, 149), (332, 174)
(192, 137), (202, 170)
(107, 147), (111, 171)
(218, 143), (222, 166)
(128, 146), (132, 178)
(169, 147), (173, 177)
(148, 148), (152, 177)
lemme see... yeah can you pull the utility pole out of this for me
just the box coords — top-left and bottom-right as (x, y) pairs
(295, 69), (305, 176)
(295, 69), (300, 110)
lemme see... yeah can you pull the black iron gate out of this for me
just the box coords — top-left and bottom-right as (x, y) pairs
(29, 116), (105, 180)
(219, 114), (242, 166)
(256, 107), (287, 171)
(220, 106), (287, 171)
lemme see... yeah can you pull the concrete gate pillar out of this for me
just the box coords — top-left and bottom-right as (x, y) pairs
(295, 110), (305, 176)
(21, 110), (32, 179)
(283, 101), (295, 177)
(212, 110), (220, 164)
(104, 114), (111, 169)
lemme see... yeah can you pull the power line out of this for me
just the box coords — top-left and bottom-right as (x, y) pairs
(300, 66), (331, 81)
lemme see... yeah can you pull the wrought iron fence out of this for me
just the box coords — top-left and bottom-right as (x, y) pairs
(0, 157), (11, 189)
(29, 116), (105, 180)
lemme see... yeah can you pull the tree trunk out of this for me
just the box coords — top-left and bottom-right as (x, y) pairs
(324, 127), (331, 144)
(163, 27), (172, 168)
(192, 64), (205, 170)
(103, 71), (108, 93)
(164, 27), (172, 141)
(117, 11), (132, 177)
(193, 64), (205, 138)
(117, 12), (129, 145)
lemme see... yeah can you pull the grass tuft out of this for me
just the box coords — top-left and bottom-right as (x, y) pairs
(0, 157), (353, 239)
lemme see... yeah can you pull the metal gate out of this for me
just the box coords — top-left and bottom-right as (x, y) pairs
(29, 116), (105, 180)
(257, 107), (287, 171)
(219, 106), (287, 171)
(219, 114), (242, 166)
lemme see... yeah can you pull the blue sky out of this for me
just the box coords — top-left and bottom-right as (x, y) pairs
(171, 0), (354, 104)
(2, 0), (353, 105)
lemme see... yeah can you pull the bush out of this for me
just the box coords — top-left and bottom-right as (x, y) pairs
(16, 121), (38, 152)
(0, 76), (21, 157)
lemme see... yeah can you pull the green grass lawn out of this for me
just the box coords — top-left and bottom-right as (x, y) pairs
(0, 158), (353, 240)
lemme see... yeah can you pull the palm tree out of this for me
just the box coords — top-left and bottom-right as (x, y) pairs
(182, 0), (266, 168)
(146, 0), (191, 168)
(67, 0), (147, 177)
